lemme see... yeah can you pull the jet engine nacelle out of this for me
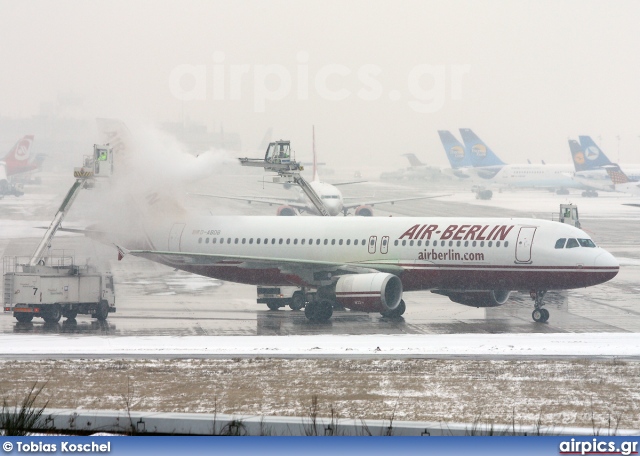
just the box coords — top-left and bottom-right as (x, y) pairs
(436, 290), (511, 308)
(277, 205), (299, 216)
(354, 205), (374, 216)
(334, 273), (402, 312)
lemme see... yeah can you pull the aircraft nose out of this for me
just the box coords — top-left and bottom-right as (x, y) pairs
(593, 250), (619, 283)
(594, 250), (619, 268)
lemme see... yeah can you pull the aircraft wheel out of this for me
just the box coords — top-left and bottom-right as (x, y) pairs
(540, 308), (550, 323)
(381, 300), (406, 318)
(305, 300), (333, 322)
(63, 309), (78, 320)
(532, 308), (544, 323)
(289, 292), (305, 311)
(15, 313), (34, 323)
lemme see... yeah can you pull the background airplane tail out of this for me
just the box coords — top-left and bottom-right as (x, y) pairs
(3, 135), (37, 176)
(569, 139), (590, 172)
(576, 136), (613, 171)
(403, 153), (424, 167)
(605, 165), (631, 185)
(438, 130), (472, 169)
(459, 129), (506, 168)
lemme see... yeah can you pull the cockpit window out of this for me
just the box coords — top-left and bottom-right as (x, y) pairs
(555, 238), (566, 249)
(566, 238), (579, 249)
(577, 238), (596, 248)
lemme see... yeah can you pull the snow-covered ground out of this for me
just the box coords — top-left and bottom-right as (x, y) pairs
(1, 333), (639, 358)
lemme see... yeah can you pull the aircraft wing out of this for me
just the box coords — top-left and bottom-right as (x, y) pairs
(341, 194), (449, 211)
(330, 180), (367, 186)
(190, 192), (309, 211)
(116, 246), (405, 280)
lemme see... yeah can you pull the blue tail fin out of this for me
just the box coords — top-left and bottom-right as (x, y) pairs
(437, 130), (472, 169)
(576, 136), (613, 170)
(569, 139), (589, 172)
(459, 129), (506, 167)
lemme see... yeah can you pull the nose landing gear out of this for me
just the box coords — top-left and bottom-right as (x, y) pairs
(530, 290), (550, 323)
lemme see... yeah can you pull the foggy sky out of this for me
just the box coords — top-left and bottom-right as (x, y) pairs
(1, 0), (639, 169)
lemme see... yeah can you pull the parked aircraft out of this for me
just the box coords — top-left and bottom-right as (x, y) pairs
(0, 135), (43, 197)
(194, 135), (443, 216)
(438, 129), (578, 191)
(574, 136), (640, 181)
(95, 120), (619, 324)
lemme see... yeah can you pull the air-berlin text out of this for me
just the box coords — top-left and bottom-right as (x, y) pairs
(399, 224), (514, 241)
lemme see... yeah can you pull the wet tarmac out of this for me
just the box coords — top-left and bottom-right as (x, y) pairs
(1, 172), (639, 339)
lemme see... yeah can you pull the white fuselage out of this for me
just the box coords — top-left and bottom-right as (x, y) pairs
(298, 180), (344, 216)
(475, 164), (579, 189)
(137, 215), (618, 292)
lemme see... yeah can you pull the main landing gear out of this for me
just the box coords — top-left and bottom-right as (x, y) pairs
(530, 290), (550, 323)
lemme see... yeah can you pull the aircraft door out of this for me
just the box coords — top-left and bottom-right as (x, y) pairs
(168, 223), (186, 252)
(515, 226), (537, 264)
(368, 236), (377, 254)
(380, 236), (389, 254)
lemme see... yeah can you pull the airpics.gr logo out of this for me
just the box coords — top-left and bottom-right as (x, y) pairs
(573, 152), (586, 165)
(449, 145), (465, 160)
(584, 145), (600, 161)
(471, 143), (486, 158)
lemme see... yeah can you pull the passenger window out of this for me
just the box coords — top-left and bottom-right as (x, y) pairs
(441, 241), (445, 247)
(402, 240), (406, 246)
(504, 241), (509, 247)
(272, 238), (276, 244)
(464, 241), (468, 247)
(346, 239), (351, 245)
(394, 240), (398, 246)
(324, 239), (328, 245)
(301, 239), (305, 245)
(235, 238), (239, 244)
(410, 240), (414, 246)
(449, 241), (453, 247)
(198, 238), (202, 244)
(456, 241), (461, 247)
(294, 239), (298, 245)
(316, 239), (320, 245)
(286, 239), (291, 245)
(242, 238), (246, 244)
(249, 238), (253, 244)
(566, 238), (579, 248)
(205, 238), (209, 244)
(339, 239), (343, 245)
(555, 238), (566, 249)
(496, 241), (500, 247)
(472, 241), (476, 247)
(426, 240), (430, 246)
(279, 239), (283, 244)
(331, 239), (336, 245)
(264, 238), (268, 244)
(488, 241), (492, 247)
(220, 238), (224, 244)
(354, 239), (358, 246)
(417, 240), (422, 247)
(256, 238), (260, 244)
(480, 241), (484, 247)
(213, 238), (217, 244)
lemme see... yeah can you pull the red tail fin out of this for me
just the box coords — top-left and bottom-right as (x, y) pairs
(4, 135), (36, 176)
